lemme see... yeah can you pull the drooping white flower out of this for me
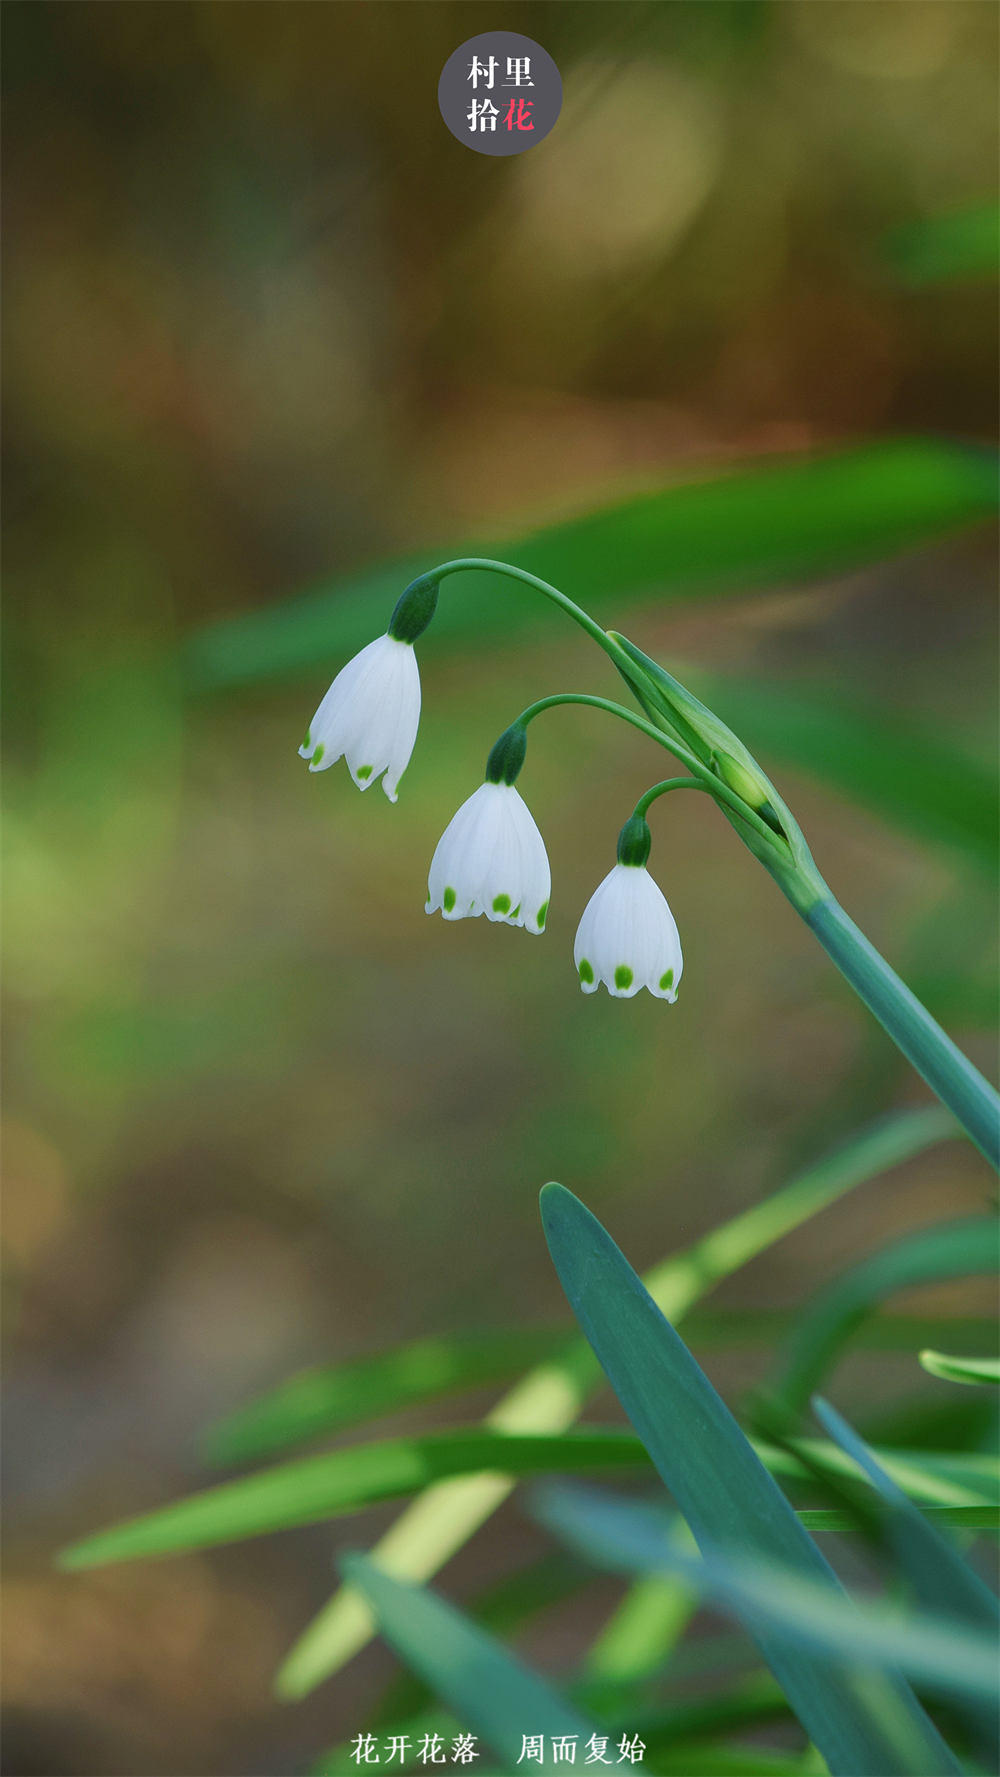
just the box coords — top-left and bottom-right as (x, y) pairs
(299, 634), (421, 802)
(574, 861), (682, 1000)
(426, 782), (551, 934)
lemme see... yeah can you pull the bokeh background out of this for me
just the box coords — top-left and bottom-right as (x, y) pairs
(2, 3), (997, 1773)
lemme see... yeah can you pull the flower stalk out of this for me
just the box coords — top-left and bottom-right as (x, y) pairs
(303, 556), (1000, 1170)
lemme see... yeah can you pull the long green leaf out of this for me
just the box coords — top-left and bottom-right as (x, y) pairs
(811, 1399), (999, 1764)
(59, 1417), (990, 1575)
(533, 1482), (997, 1708)
(340, 1554), (594, 1766)
(202, 1329), (572, 1467)
(539, 1184), (959, 1776)
(274, 1108), (959, 1695)
(920, 1352), (1000, 1386)
(56, 1429), (653, 1570)
(761, 1439), (999, 1508)
(885, 202), (1000, 286)
(369, 1550), (593, 1734)
(182, 440), (999, 691)
(811, 1398), (1000, 1631)
(764, 1217), (1000, 1420)
(205, 1314), (998, 1472)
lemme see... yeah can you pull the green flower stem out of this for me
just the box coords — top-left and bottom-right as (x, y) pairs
(514, 694), (787, 857)
(806, 898), (1000, 1171)
(430, 558), (629, 666)
(429, 560), (999, 1168)
(634, 778), (709, 816)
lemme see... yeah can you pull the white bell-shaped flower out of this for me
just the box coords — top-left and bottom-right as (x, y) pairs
(299, 634), (421, 803)
(574, 833), (682, 1001)
(426, 782), (551, 934)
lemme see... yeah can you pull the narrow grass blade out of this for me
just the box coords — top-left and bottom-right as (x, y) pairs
(764, 1217), (1000, 1421)
(534, 1481), (997, 1708)
(920, 1352), (1000, 1386)
(682, 1310), (998, 1351)
(811, 1398), (999, 1629)
(885, 202), (1000, 286)
(273, 1108), (957, 1694)
(56, 1429), (654, 1570)
(539, 1184), (960, 1775)
(340, 1554), (594, 1766)
(759, 1439), (999, 1508)
(201, 1329), (571, 1466)
(796, 1506), (998, 1533)
(182, 440), (1000, 692)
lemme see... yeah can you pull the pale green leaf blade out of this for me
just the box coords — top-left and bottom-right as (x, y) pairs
(920, 1351), (1000, 1386)
(201, 1329), (572, 1466)
(539, 1184), (960, 1776)
(340, 1554), (594, 1765)
(182, 440), (1000, 691)
(764, 1217), (1000, 1420)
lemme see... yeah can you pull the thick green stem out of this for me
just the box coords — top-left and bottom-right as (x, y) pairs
(806, 897), (999, 1171)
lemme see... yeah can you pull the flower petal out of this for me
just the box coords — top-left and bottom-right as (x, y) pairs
(573, 864), (682, 1000)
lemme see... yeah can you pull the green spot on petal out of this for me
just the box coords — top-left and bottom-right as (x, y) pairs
(303, 732), (310, 749)
(537, 901), (548, 930)
(356, 765), (372, 781)
(443, 887), (456, 912)
(660, 969), (674, 990)
(312, 743), (325, 764)
(492, 893), (511, 914)
(510, 903), (521, 919)
(578, 959), (594, 984)
(614, 965), (633, 991)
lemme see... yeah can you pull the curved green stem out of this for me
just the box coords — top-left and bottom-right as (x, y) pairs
(634, 778), (707, 816)
(431, 558), (626, 665)
(514, 694), (786, 857)
(432, 562), (999, 1167)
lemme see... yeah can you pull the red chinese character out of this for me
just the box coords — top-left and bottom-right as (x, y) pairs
(504, 97), (534, 132)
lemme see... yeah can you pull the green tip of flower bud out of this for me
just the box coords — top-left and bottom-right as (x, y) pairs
(616, 814), (651, 868)
(712, 750), (786, 838)
(485, 722), (527, 786)
(388, 573), (440, 644)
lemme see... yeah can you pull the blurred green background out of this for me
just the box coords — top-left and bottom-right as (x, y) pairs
(2, 3), (997, 1773)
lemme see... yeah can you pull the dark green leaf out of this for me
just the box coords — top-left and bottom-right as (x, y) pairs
(369, 1550), (593, 1732)
(56, 1428), (654, 1570)
(539, 1183), (960, 1775)
(340, 1554), (594, 1766)
(182, 440), (1000, 692)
